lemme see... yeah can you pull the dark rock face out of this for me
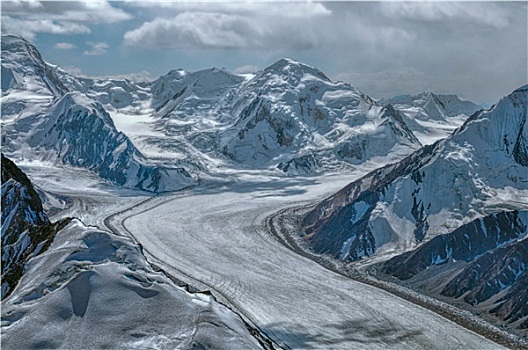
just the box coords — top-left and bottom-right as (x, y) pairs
(381, 211), (527, 279)
(379, 211), (528, 330)
(277, 153), (321, 175)
(1, 154), (70, 299)
(443, 238), (527, 322)
(302, 142), (440, 260)
(512, 109), (528, 166)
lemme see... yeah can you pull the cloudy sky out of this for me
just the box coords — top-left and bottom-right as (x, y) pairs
(2, 1), (526, 105)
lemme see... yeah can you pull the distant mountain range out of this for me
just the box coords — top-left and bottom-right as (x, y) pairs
(2, 34), (481, 185)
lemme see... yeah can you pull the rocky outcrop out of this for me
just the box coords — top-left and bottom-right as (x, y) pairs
(1, 154), (70, 299)
(378, 211), (527, 330)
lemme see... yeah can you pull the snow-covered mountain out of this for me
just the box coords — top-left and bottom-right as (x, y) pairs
(220, 58), (421, 173)
(1, 35), (195, 192)
(301, 85), (528, 329)
(381, 92), (483, 145)
(0, 34), (490, 184)
(1, 154), (70, 299)
(302, 85), (527, 260)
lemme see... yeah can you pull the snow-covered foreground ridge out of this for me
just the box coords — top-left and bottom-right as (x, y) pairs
(1, 219), (268, 349)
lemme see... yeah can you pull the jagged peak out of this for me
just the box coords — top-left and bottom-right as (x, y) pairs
(1, 34), (31, 45)
(1, 34), (44, 66)
(53, 92), (115, 127)
(263, 58), (330, 82)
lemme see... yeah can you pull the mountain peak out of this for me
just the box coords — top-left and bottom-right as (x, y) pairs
(1, 34), (30, 45)
(264, 58), (330, 82)
(1, 34), (67, 96)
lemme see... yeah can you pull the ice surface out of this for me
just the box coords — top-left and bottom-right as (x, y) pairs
(115, 172), (500, 349)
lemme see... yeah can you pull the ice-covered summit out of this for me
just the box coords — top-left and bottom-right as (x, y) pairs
(1, 35), (67, 96)
(387, 91), (482, 120)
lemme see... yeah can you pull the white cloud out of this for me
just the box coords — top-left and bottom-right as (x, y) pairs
(130, 1), (331, 19)
(233, 65), (259, 75)
(125, 13), (250, 49)
(124, 7), (327, 50)
(379, 2), (511, 29)
(54, 42), (76, 50)
(1, 1), (132, 41)
(2, 1), (132, 24)
(83, 41), (109, 56)
(1, 16), (90, 41)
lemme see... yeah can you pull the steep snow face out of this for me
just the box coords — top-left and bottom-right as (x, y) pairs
(1, 35), (67, 97)
(221, 59), (421, 170)
(1, 35), (68, 126)
(52, 65), (151, 110)
(1, 220), (264, 349)
(152, 67), (244, 121)
(384, 92), (482, 145)
(303, 85), (528, 262)
(2, 92), (195, 192)
(1, 154), (69, 299)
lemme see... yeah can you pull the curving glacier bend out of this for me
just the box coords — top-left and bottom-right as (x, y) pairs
(109, 173), (501, 349)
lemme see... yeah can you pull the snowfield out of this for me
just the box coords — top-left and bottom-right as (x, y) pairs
(108, 172), (501, 349)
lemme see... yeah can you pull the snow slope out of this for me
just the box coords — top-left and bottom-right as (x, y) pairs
(1, 219), (265, 349)
(382, 92), (482, 145)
